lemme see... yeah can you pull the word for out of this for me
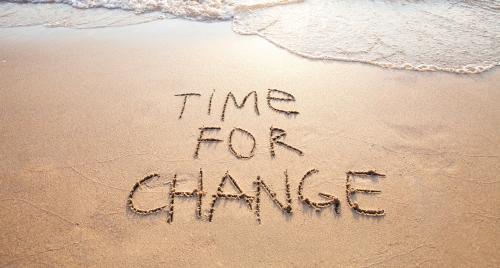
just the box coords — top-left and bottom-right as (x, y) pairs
(127, 169), (385, 224)
(175, 89), (299, 120)
(194, 126), (303, 159)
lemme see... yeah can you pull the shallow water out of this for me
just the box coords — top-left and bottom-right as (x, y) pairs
(1, 0), (499, 73)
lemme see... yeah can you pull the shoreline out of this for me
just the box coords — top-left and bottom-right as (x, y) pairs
(1, 1), (499, 74)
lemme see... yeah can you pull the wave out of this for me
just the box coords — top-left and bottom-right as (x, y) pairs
(232, 0), (500, 74)
(2, 0), (302, 20)
(1, 0), (499, 73)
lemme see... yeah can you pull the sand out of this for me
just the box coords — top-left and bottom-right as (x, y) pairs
(0, 19), (499, 267)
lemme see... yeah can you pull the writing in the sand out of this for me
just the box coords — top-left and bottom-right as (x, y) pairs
(126, 89), (386, 223)
(176, 89), (303, 159)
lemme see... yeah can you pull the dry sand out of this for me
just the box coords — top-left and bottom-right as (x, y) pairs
(0, 19), (499, 267)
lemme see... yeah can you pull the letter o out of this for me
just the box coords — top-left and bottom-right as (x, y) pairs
(228, 127), (256, 159)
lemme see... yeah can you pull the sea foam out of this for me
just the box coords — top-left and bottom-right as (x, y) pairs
(1, 0), (499, 73)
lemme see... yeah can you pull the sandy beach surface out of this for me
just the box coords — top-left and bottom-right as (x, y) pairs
(1, 19), (499, 267)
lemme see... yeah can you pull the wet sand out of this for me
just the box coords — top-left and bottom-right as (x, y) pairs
(0, 19), (499, 267)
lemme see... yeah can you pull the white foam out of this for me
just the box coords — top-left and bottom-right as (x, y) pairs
(1, 0), (499, 73)
(3, 0), (300, 20)
(232, 0), (500, 74)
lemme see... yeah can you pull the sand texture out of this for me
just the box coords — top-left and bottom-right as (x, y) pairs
(0, 20), (499, 267)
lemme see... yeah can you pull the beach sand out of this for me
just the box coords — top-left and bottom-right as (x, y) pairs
(0, 20), (499, 267)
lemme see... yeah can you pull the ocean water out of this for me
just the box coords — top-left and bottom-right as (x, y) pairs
(1, 0), (499, 73)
